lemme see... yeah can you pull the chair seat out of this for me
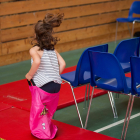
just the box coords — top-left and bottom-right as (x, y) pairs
(96, 77), (131, 93)
(116, 17), (140, 22)
(61, 71), (100, 87)
(61, 71), (76, 86)
(61, 71), (91, 87)
(120, 62), (130, 73)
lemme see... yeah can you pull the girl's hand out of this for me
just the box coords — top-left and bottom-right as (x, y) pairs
(25, 73), (32, 81)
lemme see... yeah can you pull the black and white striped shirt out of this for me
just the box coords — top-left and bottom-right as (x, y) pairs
(31, 49), (62, 87)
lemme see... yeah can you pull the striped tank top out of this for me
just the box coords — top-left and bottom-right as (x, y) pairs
(31, 49), (62, 87)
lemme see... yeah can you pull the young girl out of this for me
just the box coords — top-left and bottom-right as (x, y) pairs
(25, 13), (66, 139)
(26, 13), (65, 93)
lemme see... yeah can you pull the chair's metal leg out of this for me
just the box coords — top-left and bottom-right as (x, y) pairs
(127, 22), (132, 37)
(115, 93), (120, 99)
(123, 96), (135, 140)
(84, 87), (94, 129)
(110, 92), (118, 118)
(87, 83), (90, 107)
(131, 21), (135, 38)
(108, 92), (116, 117)
(121, 95), (133, 140)
(69, 83), (84, 128)
(115, 21), (118, 47)
(83, 84), (88, 109)
(108, 92), (118, 118)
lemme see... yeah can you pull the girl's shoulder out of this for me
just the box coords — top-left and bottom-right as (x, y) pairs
(31, 46), (40, 51)
(29, 46), (39, 56)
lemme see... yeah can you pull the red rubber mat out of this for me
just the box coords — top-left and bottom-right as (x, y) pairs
(125, 72), (131, 77)
(0, 66), (107, 111)
(0, 107), (119, 140)
(0, 103), (12, 112)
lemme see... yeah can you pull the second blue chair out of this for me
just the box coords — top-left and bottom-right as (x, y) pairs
(114, 37), (140, 73)
(61, 44), (108, 128)
(121, 56), (140, 140)
(85, 51), (132, 130)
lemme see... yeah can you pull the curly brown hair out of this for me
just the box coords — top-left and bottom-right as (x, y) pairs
(32, 13), (64, 50)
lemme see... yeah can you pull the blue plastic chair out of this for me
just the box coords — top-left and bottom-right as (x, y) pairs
(121, 56), (140, 140)
(85, 51), (132, 131)
(61, 44), (108, 128)
(114, 37), (140, 73)
(115, 1), (140, 42)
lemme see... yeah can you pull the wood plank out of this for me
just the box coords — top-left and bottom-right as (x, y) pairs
(0, 43), (2, 56)
(0, 0), (14, 2)
(1, 0), (133, 29)
(1, 10), (129, 42)
(0, 50), (30, 66)
(0, 28), (139, 66)
(2, 38), (32, 55)
(133, 13), (140, 18)
(0, 0), (134, 16)
(57, 22), (140, 44)
(56, 10), (128, 32)
(1, 25), (34, 42)
(2, 22), (140, 55)
(0, 17), (1, 56)
(55, 30), (132, 53)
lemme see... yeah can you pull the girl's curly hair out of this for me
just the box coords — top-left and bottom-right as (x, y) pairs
(32, 13), (64, 50)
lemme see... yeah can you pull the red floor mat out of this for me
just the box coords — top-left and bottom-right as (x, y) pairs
(125, 72), (131, 77)
(0, 66), (107, 111)
(0, 108), (119, 140)
(0, 103), (12, 112)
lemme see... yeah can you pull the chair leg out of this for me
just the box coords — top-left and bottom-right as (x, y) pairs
(83, 84), (88, 109)
(115, 21), (118, 47)
(127, 22), (132, 37)
(84, 87), (94, 129)
(131, 21), (135, 38)
(121, 95), (133, 140)
(121, 95), (135, 140)
(115, 93), (120, 99)
(69, 83), (84, 128)
(87, 83), (90, 107)
(108, 92), (118, 118)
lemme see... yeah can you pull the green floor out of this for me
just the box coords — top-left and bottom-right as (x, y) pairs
(1, 39), (140, 140)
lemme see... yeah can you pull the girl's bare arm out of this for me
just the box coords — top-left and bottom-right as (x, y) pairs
(55, 50), (66, 74)
(25, 48), (41, 80)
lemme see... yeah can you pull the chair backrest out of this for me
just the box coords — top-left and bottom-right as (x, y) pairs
(73, 44), (108, 86)
(129, 1), (140, 18)
(88, 51), (129, 93)
(130, 56), (140, 95)
(114, 37), (140, 63)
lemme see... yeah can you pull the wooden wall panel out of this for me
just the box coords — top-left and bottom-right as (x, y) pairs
(2, 39), (32, 55)
(1, 28), (140, 66)
(0, 0), (14, 2)
(1, 0), (132, 29)
(56, 30), (134, 53)
(0, 50), (30, 66)
(56, 23), (140, 44)
(1, 26), (34, 42)
(0, 0), (116, 16)
(0, 0), (139, 66)
(0, 44), (2, 56)
(1, 10), (129, 42)
(2, 23), (140, 55)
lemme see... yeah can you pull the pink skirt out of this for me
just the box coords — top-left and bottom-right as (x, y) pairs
(29, 85), (59, 139)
